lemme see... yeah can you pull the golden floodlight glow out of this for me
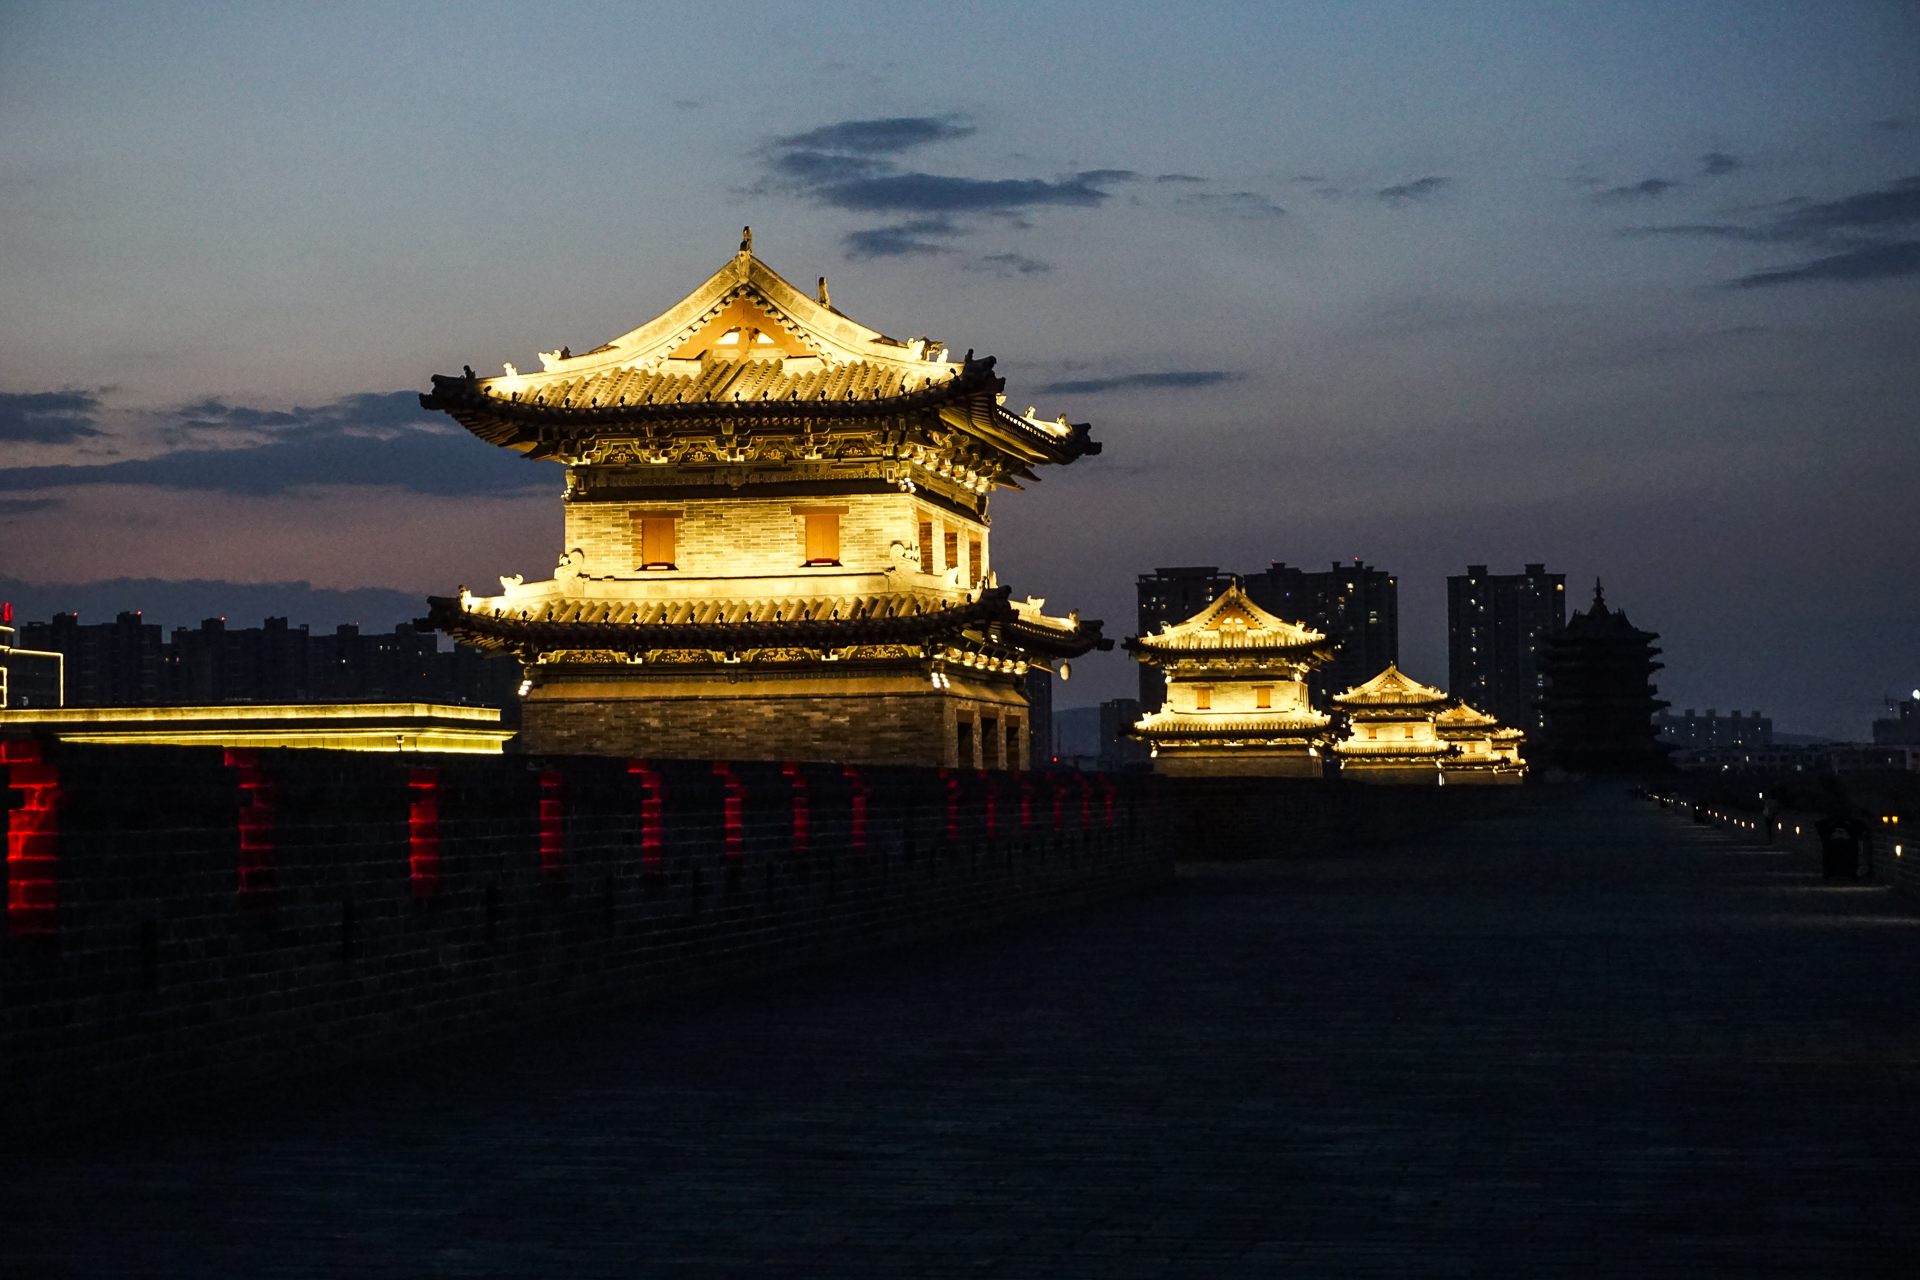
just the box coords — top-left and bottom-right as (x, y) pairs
(1124, 583), (1335, 778)
(406, 234), (1108, 770)
(0, 703), (513, 754)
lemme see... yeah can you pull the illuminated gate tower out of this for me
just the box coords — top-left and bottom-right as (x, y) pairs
(418, 231), (1108, 767)
(1125, 582), (1336, 777)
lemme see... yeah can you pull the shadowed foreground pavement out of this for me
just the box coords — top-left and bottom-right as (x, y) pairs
(5, 788), (1918, 1277)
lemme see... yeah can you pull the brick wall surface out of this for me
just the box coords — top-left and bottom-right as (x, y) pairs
(1161, 774), (1523, 859)
(2, 740), (1164, 1128)
(562, 492), (985, 581)
(521, 688), (1026, 769)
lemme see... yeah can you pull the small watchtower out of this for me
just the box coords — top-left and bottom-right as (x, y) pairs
(416, 232), (1110, 767)
(1124, 582), (1335, 777)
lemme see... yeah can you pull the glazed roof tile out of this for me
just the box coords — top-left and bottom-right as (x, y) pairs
(418, 585), (1107, 660)
(1134, 707), (1331, 736)
(1332, 663), (1450, 707)
(1126, 583), (1330, 657)
(417, 244), (1100, 465)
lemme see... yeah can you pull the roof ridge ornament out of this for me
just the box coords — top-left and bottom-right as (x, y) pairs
(740, 225), (753, 255)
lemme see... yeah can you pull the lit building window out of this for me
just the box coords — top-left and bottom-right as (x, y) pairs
(632, 513), (677, 569)
(798, 510), (841, 565)
(945, 528), (959, 572)
(919, 520), (934, 574)
(1195, 686), (1212, 711)
(969, 538), (982, 587)
(1255, 686), (1272, 710)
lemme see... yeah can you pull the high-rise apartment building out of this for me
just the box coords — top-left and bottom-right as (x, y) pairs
(1655, 708), (1773, 749)
(18, 612), (166, 707)
(8, 611), (517, 713)
(1244, 560), (1398, 701)
(1446, 563), (1566, 732)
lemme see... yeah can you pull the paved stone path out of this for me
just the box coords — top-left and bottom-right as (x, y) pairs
(6, 788), (1920, 1276)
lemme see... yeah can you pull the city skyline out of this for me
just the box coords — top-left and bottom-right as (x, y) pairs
(3, 2), (1917, 737)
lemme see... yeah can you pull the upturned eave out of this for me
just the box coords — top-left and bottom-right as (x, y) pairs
(417, 586), (1107, 661)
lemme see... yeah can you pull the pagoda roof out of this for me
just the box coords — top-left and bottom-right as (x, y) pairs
(1430, 704), (1526, 744)
(1559, 580), (1659, 642)
(418, 584), (1107, 661)
(1433, 701), (1499, 728)
(1332, 664), (1450, 708)
(1333, 740), (1451, 760)
(1125, 583), (1331, 658)
(419, 236), (1098, 466)
(1132, 707), (1332, 741)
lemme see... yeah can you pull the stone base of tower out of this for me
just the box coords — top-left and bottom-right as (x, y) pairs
(517, 662), (1032, 768)
(1150, 747), (1324, 778)
(1336, 760), (1445, 785)
(1439, 764), (1525, 786)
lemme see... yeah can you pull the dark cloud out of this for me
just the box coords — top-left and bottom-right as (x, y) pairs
(973, 253), (1050, 276)
(1033, 370), (1244, 396)
(1773, 176), (1920, 239)
(1377, 176), (1450, 205)
(768, 148), (892, 185)
(775, 116), (975, 155)
(1871, 118), (1914, 133)
(1155, 173), (1207, 183)
(1177, 191), (1286, 219)
(0, 391), (549, 497)
(1636, 178), (1920, 244)
(1624, 177), (1920, 288)
(0, 390), (102, 443)
(843, 218), (961, 259)
(817, 171), (1121, 214)
(0, 497), (60, 516)
(1730, 240), (1920, 288)
(1595, 179), (1678, 202)
(1618, 222), (1772, 243)
(763, 115), (1133, 259)
(1701, 152), (1741, 176)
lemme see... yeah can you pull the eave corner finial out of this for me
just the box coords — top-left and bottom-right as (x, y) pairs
(817, 275), (830, 306)
(740, 225), (753, 255)
(1593, 577), (1606, 610)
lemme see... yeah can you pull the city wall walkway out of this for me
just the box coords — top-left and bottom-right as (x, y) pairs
(4, 787), (1918, 1277)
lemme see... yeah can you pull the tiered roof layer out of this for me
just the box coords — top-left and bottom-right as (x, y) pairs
(419, 240), (1098, 466)
(422, 585), (1105, 661)
(1126, 583), (1332, 659)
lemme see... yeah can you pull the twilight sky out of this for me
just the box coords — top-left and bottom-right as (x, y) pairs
(3, 1), (1917, 736)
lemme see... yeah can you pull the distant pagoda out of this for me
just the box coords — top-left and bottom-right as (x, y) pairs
(417, 230), (1108, 767)
(1534, 581), (1671, 775)
(1432, 700), (1526, 784)
(1330, 664), (1452, 784)
(1124, 582), (1335, 777)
